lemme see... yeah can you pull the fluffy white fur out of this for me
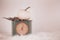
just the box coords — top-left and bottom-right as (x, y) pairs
(7, 34), (40, 40)
(0, 32), (60, 40)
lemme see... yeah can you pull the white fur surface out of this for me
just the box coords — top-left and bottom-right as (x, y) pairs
(0, 32), (60, 40)
(36, 32), (60, 40)
(7, 34), (40, 40)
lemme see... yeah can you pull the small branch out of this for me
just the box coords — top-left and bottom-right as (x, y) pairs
(25, 7), (30, 11)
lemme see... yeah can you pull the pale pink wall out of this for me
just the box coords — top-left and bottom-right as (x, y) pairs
(0, 0), (60, 34)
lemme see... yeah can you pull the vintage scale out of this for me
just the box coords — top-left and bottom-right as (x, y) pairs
(4, 7), (32, 36)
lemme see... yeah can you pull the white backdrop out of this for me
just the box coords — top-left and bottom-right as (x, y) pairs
(0, 0), (60, 35)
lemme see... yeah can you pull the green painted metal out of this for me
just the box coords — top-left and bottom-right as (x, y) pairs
(12, 20), (32, 36)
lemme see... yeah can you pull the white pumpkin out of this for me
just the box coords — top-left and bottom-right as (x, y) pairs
(17, 9), (31, 20)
